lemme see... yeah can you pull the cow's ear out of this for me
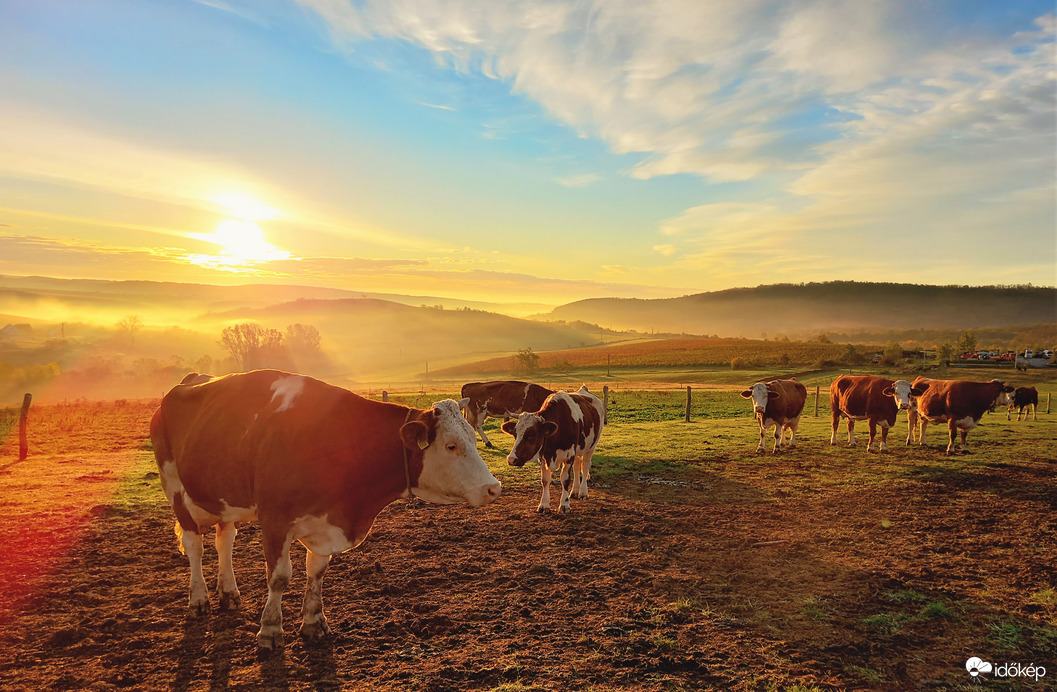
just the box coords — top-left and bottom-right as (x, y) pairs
(400, 420), (431, 451)
(1004, 385), (1015, 392)
(457, 397), (470, 410)
(542, 421), (559, 436)
(740, 390), (752, 398)
(767, 390), (780, 399)
(501, 420), (518, 436)
(882, 386), (895, 396)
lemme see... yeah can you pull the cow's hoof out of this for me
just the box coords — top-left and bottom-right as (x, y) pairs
(536, 506), (550, 514)
(189, 599), (210, 617)
(299, 618), (331, 640)
(484, 442), (493, 449)
(559, 505), (572, 515)
(257, 627), (283, 651)
(218, 590), (241, 611)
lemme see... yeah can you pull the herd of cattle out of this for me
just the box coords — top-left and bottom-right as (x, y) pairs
(148, 369), (1040, 650)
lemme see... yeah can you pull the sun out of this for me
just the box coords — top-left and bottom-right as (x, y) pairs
(189, 219), (291, 270)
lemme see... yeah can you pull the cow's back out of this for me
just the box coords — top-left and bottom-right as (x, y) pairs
(832, 375), (895, 418)
(768, 379), (807, 420)
(153, 370), (393, 517)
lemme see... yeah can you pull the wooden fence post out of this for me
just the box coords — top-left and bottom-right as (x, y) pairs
(19, 393), (31, 461)
(602, 386), (609, 425)
(814, 385), (820, 417)
(1047, 392), (1051, 414)
(685, 386), (692, 422)
(382, 390), (388, 403)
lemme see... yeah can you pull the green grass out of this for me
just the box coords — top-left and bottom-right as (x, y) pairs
(989, 621), (1024, 650)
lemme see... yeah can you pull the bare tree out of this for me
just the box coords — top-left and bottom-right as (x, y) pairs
(220, 323), (289, 371)
(117, 315), (142, 348)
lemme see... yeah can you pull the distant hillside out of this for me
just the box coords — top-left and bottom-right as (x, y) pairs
(206, 298), (604, 379)
(547, 282), (1057, 338)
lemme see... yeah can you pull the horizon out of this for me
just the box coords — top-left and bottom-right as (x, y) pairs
(2, 1), (1055, 303)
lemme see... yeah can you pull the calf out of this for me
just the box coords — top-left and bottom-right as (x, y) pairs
(741, 379), (808, 453)
(502, 386), (604, 514)
(830, 375), (925, 453)
(151, 370), (501, 650)
(461, 380), (554, 448)
(1007, 386), (1039, 421)
(912, 378), (1014, 454)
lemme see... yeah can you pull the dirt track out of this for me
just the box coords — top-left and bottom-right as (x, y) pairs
(0, 401), (1054, 690)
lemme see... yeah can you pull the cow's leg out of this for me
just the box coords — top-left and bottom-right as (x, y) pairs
(559, 457), (575, 514)
(919, 419), (929, 446)
(786, 416), (800, 448)
(215, 522), (241, 611)
(846, 418), (856, 447)
(537, 459), (553, 513)
(906, 410), (915, 445)
(755, 421), (767, 454)
(299, 549), (332, 640)
(1008, 405), (1014, 421)
(771, 422), (782, 454)
(1032, 403), (1037, 421)
(866, 419), (877, 453)
(576, 450), (593, 499)
(477, 414), (495, 448)
(959, 429), (969, 454)
(945, 420), (958, 456)
(182, 529), (209, 616)
(830, 409), (840, 445)
(257, 530), (293, 650)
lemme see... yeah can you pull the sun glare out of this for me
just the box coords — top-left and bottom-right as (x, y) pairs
(189, 218), (291, 271)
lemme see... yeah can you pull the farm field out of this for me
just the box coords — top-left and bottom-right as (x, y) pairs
(0, 380), (1054, 691)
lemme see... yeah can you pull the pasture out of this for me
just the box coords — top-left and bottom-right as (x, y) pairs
(0, 377), (1054, 691)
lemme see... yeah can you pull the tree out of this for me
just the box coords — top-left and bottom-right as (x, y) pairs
(936, 342), (955, 365)
(285, 324), (322, 354)
(841, 343), (865, 366)
(957, 330), (977, 355)
(881, 341), (903, 365)
(514, 347), (540, 374)
(117, 315), (141, 348)
(220, 323), (290, 371)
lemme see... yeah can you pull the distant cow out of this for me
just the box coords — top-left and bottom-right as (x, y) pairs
(502, 386), (604, 514)
(151, 370), (501, 650)
(1007, 386), (1039, 421)
(911, 378), (1015, 455)
(830, 375), (925, 453)
(461, 380), (554, 448)
(741, 379), (808, 454)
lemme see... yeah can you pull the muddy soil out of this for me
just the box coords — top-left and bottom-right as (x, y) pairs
(0, 402), (1054, 690)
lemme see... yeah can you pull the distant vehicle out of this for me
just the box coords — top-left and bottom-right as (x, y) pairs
(995, 351), (1016, 362)
(1044, 349), (1054, 359)
(1024, 349), (1034, 359)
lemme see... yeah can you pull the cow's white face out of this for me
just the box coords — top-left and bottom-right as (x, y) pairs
(412, 399), (501, 507)
(886, 380), (915, 410)
(502, 412), (557, 467)
(741, 382), (777, 414)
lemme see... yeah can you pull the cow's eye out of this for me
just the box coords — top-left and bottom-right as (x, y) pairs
(446, 443), (457, 452)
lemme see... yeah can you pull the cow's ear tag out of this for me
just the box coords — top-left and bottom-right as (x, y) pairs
(418, 438), (430, 450)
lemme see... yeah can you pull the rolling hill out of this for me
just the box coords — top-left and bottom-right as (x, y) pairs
(546, 282), (1057, 338)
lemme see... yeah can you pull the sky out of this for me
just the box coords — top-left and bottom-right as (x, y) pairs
(1, 0), (1054, 306)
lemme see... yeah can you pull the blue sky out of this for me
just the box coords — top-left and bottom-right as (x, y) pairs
(0, 0), (1054, 306)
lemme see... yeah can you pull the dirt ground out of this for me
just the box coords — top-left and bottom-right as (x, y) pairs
(0, 400), (1054, 691)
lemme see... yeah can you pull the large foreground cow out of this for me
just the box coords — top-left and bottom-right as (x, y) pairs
(910, 378), (1014, 455)
(502, 386), (604, 514)
(1007, 386), (1039, 421)
(829, 375), (924, 453)
(150, 370), (501, 650)
(741, 379), (808, 453)
(461, 380), (554, 448)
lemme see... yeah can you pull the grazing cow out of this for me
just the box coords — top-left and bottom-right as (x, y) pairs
(830, 375), (926, 453)
(501, 386), (603, 514)
(1007, 386), (1039, 421)
(911, 378), (1015, 455)
(150, 370), (501, 650)
(460, 380), (554, 448)
(741, 379), (808, 453)
(906, 375), (944, 445)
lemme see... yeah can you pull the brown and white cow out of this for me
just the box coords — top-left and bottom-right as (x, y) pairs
(829, 375), (925, 453)
(906, 375), (943, 445)
(461, 380), (554, 448)
(741, 379), (808, 453)
(1007, 386), (1039, 421)
(501, 386), (603, 514)
(150, 370), (501, 650)
(910, 378), (1015, 455)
